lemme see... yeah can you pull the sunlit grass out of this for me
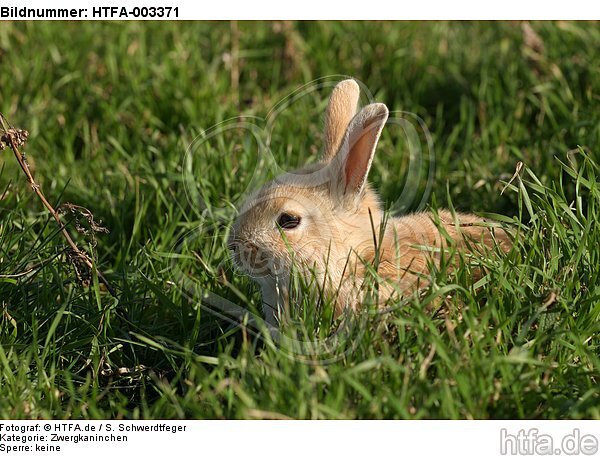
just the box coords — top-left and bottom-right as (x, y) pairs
(0, 21), (598, 418)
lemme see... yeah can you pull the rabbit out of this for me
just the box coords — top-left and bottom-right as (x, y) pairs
(228, 79), (511, 325)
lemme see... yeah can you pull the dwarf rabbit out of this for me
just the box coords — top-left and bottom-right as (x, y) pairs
(228, 79), (511, 324)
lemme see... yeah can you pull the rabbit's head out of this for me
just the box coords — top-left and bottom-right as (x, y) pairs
(228, 79), (389, 322)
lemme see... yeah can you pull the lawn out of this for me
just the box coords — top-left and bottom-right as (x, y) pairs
(0, 21), (599, 418)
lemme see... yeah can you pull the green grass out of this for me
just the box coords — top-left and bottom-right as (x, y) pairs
(0, 21), (599, 418)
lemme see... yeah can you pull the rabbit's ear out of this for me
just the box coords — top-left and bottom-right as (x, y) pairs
(322, 79), (360, 163)
(335, 103), (389, 196)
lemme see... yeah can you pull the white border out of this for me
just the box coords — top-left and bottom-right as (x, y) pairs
(0, 420), (599, 456)
(1, 0), (599, 19)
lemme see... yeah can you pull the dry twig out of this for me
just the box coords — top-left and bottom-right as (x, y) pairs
(0, 113), (117, 297)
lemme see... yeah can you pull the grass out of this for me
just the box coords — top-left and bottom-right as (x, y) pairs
(0, 21), (599, 418)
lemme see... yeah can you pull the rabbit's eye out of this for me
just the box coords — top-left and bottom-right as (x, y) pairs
(277, 212), (301, 230)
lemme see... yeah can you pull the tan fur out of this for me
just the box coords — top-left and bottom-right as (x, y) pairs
(323, 79), (360, 162)
(228, 79), (512, 323)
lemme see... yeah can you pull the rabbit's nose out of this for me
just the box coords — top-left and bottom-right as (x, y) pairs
(227, 230), (237, 251)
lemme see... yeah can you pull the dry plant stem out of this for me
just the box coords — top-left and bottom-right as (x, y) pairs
(0, 114), (117, 297)
(0, 249), (67, 279)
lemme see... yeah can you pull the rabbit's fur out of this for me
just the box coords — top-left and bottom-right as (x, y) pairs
(228, 79), (511, 324)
